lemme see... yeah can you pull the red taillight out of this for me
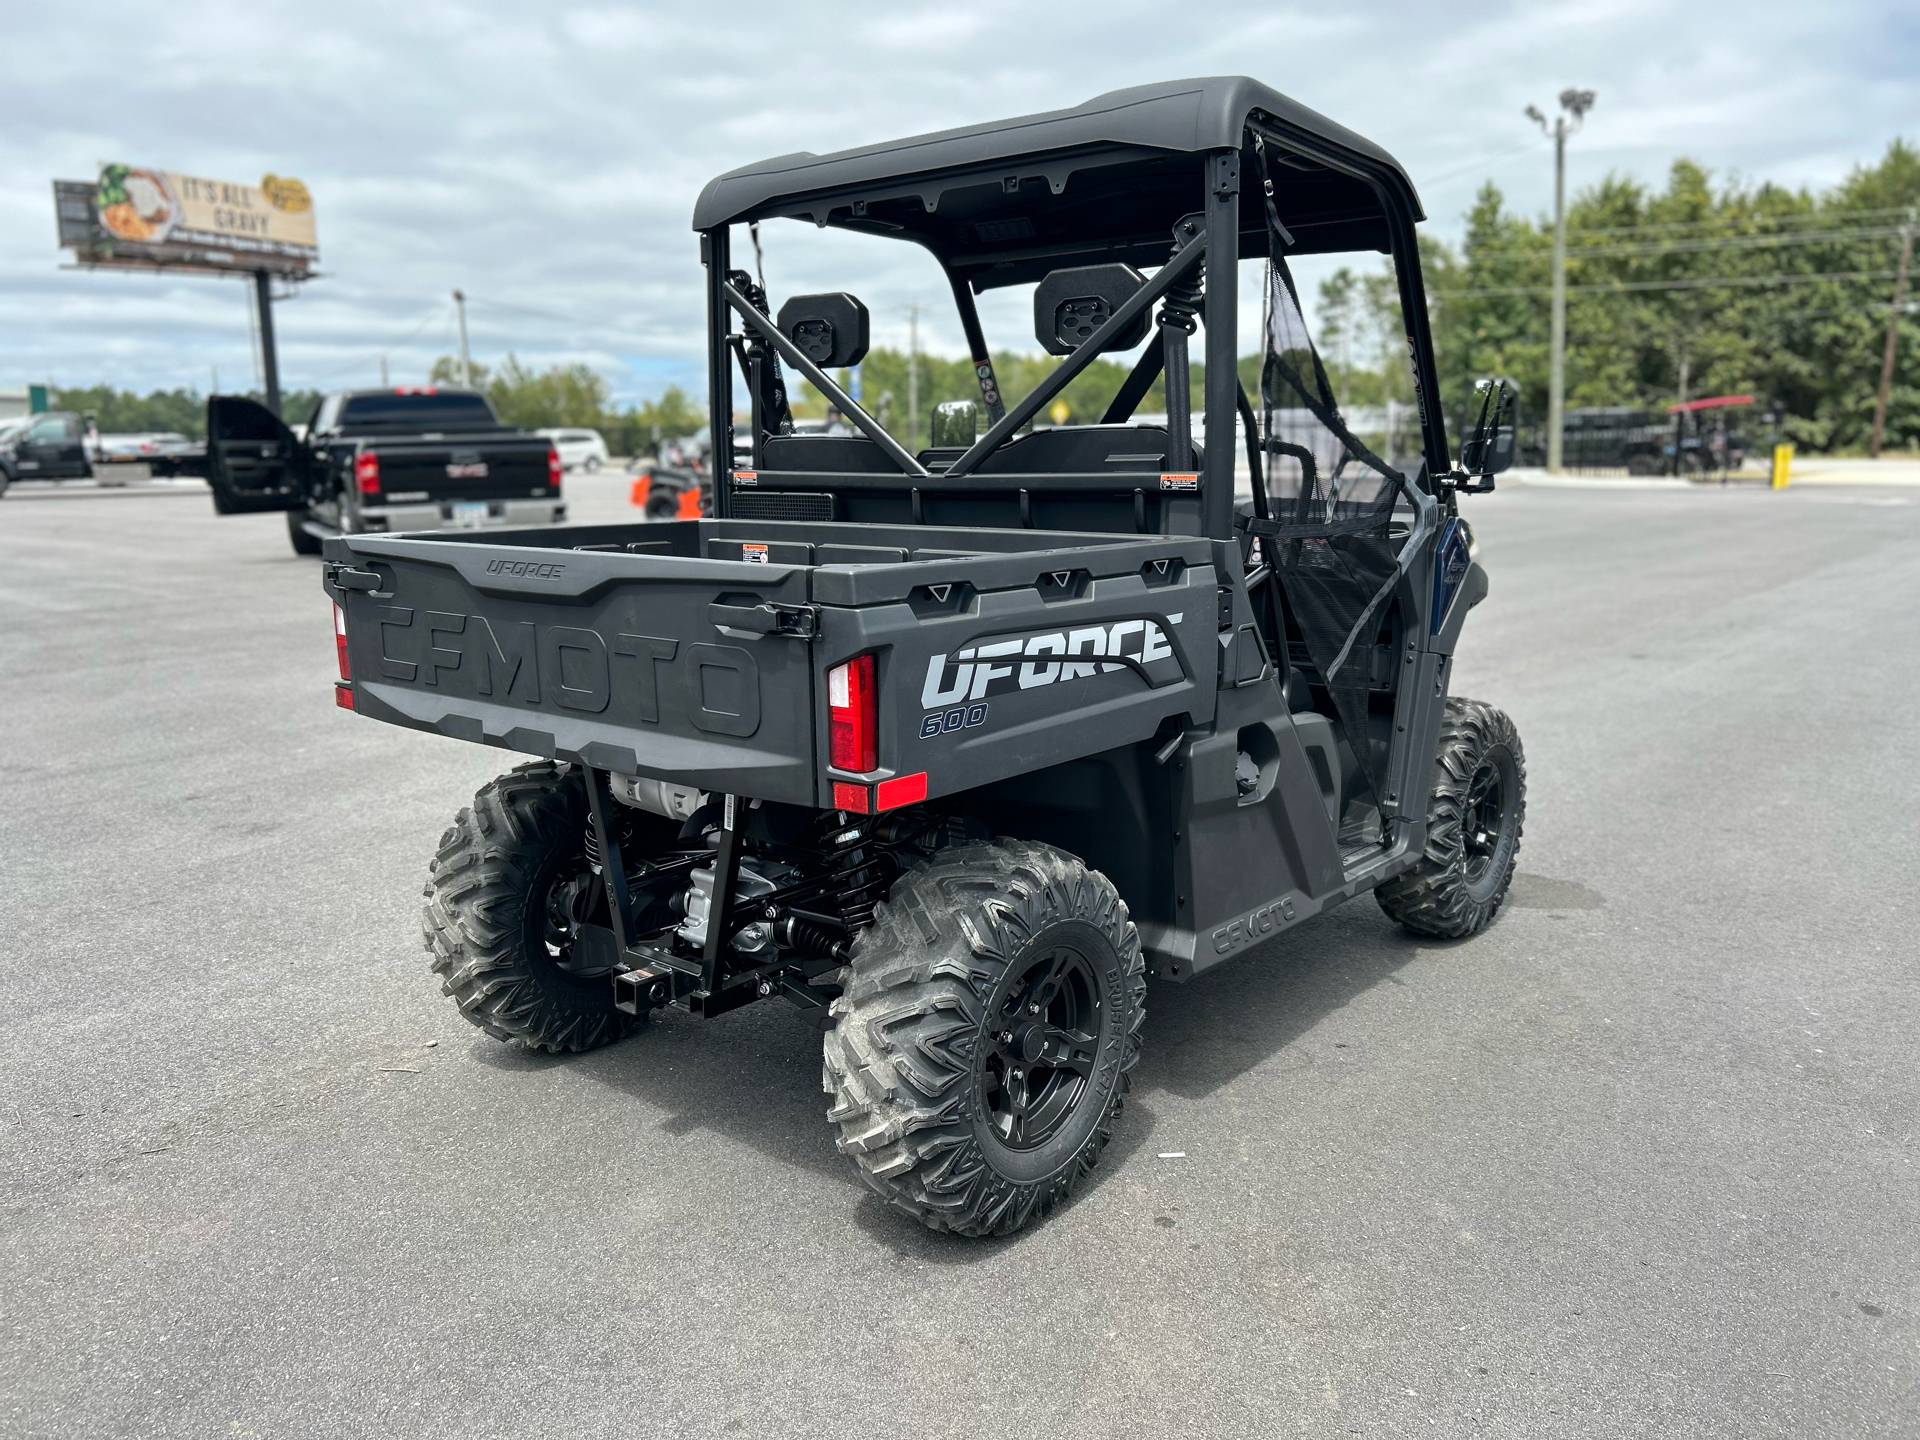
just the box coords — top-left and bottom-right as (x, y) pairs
(333, 602), (351, 680)
(355, 451), (380, 494)
(828, 654), (877, 773)
(334, 682), (355, 711)
(548, 445), (562, 489)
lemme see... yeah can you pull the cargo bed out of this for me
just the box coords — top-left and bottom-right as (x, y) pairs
(324, 518), (1226, 810)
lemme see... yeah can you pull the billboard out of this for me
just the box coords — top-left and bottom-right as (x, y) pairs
(54, 165), (318, 277)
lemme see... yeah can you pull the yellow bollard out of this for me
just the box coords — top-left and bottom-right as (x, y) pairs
(1771, 442), (1794, 490)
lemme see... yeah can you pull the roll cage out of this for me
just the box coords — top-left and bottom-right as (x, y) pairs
(693, 76), (1449, 543)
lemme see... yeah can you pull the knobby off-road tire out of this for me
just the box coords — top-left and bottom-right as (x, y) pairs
(286, 510), (323, 555)
(824, 840), (1146, 1237)
(422, 760), (637, 1053)
(1376, 697), (1527, 939)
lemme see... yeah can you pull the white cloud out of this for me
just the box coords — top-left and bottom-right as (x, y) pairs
(2, 0), (1912, 405)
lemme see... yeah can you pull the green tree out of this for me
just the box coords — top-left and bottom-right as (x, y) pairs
(1421, 140), (1920, 453)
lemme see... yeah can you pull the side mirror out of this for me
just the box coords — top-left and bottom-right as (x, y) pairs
(930, 399), (979, 448)
(1458, 377), (1518, 485)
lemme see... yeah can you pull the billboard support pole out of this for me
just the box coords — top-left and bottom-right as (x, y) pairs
(253, 270), (282, 417)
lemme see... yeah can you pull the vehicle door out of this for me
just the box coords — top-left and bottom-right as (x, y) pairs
(21, 414), (88, 478)
(205, 396), (309, 514)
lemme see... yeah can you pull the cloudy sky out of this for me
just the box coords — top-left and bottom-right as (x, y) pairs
(5, 0), (1914, 406)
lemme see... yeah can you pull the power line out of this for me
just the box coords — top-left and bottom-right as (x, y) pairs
(1554, 204), (1920, 238)
(1419, 137), (1549, 187)
(310, 300), (451, 383)
(1470, 224), (1911, 259)
(1436, 267), (1903, 298)
(461, 294), (586, 326)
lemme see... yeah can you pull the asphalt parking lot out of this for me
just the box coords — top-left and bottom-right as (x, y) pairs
(2, 474), (1917, 1438)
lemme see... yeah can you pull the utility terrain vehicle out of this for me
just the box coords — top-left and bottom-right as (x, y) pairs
(319, 77), (1524, 1237)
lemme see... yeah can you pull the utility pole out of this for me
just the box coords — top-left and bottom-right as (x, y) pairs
(907, 303), (921, 446)
(1527, 89), (1596, 473)
(379, 354), (389, 388)
(1869, 207), (1915, 459)
(452, 288), (472, 388)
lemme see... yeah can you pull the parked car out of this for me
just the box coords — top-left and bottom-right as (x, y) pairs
(0, 412), (93, 495)
(183, 387), (566, 554)
(538, 427), (610, 472)
(93, 431), (198, 464)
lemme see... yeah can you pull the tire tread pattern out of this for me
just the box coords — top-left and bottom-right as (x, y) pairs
(421, 760), (637, 1053)
(1375, 697), (1526, 938)
(822, 840), (1146, 1237)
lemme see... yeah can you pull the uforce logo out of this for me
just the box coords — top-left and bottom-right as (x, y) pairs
(485, 557), (566, 579)
(919, 614), (1185, 736)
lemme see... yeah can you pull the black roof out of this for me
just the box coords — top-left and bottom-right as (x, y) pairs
(693, 78), (1422, 288)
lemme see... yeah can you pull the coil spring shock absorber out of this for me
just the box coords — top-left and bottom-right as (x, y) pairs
(822, 817), (890, 931)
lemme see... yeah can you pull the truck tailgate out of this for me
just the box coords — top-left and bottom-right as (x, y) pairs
(328, 535), (818, 804)
(367, 434), (555, 504)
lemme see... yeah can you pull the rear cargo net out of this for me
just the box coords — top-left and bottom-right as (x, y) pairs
(1245, 254), (1415, 805)
(732, 490), (835, 522)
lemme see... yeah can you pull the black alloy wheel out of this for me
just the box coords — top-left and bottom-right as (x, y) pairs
(980, 943), (1102, 1151)
(1460, 758), (1508, 891)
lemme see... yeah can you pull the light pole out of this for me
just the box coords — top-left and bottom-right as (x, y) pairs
(452, 288), (473, 388)
(907, 303), (921, 446)
(1527, 88), (1596, 473)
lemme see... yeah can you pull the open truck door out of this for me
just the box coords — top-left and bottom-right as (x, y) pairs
(205, 396), (307, 514)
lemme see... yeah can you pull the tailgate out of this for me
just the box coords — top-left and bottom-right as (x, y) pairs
(368, 434), (555, 503)
(325, 535), (817, 804)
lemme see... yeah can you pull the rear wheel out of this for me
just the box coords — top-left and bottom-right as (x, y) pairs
(824, 840), (1145, 1236)
(1376, 698), (1526, 938)
(422, 761), (637, 1053)
(286, 510), (323, 555)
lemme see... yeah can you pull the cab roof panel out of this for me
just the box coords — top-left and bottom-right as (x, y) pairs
(692, 77), (1421, 286)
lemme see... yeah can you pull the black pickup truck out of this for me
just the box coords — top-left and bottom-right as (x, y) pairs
(322, 77), (1524, 1238)
(193, 388), (564, 553)
(0, 411), (93, 494)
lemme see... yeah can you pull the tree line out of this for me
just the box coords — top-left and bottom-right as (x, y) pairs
(1406, 139), (1919, 452)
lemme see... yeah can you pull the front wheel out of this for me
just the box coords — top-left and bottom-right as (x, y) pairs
(1376, 697), (1526, 938)
(824, 840), (1145, 1237)
(422, 761), (637, 1053)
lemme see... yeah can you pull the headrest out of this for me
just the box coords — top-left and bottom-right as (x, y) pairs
(775, 293), (870, 368)
(1034, 264), (1148, 355)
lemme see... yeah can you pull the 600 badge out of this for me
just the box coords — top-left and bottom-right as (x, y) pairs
(921, 702), (989, 739)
